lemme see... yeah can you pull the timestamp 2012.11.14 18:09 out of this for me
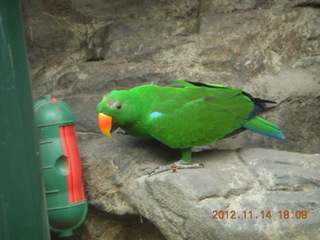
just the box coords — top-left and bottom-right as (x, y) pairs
(212, 210), (308, 220)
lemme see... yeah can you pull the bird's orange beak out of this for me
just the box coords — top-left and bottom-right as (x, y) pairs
(98, 113), (113, 138)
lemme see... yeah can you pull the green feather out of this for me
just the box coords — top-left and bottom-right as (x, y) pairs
(243, 117), (285, 140)
(181, 148), (192, 163)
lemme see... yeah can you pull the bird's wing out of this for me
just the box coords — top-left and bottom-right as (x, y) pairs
(147, 89), (253, 149)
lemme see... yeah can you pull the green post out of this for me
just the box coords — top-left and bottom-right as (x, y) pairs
(0, 0), (51, 239)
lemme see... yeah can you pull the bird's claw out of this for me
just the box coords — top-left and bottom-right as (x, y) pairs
(113, 127), (127, 135)
(146, 161), (205, 176)
(146, 169), (155, 177)
(146, 165), (171, 176)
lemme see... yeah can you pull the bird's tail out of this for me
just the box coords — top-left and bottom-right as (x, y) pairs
(242, 116), (285, 140)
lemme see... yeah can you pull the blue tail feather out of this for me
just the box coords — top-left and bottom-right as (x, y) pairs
(242, 116), (285, 140)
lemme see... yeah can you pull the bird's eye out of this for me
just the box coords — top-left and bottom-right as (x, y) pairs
(116, 104), (122, 110)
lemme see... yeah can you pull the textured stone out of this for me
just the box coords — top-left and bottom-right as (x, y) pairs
(78, 134), (320, 240)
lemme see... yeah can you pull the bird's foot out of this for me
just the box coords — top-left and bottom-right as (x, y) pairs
(146, 160), (204, 176)
(114, 127), (127, 135)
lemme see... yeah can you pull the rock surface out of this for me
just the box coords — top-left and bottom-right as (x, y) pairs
(78, 133), (320, 240)
(21, 0), (320, 239)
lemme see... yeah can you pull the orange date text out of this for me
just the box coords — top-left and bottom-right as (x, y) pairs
(212, 210), (308, 220)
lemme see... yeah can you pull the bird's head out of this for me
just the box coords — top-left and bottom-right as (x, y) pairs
(96, 90), (139, 137)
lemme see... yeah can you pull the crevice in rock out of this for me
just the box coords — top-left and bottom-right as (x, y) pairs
(293, 1), (320, 8)
(86, 56), (105, 62)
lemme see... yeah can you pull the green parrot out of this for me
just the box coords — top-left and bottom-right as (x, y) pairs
(96, 80), (285, 174)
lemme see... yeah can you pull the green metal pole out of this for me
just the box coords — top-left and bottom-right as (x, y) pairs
(0, 0), (50, 239)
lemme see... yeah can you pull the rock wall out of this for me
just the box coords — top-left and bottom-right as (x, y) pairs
(22, 0), (320, 239)
(77, 134), (320, 240)
(23, 0), (320, 153)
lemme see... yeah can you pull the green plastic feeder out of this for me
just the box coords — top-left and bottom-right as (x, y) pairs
(34, 95), (88, 238)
